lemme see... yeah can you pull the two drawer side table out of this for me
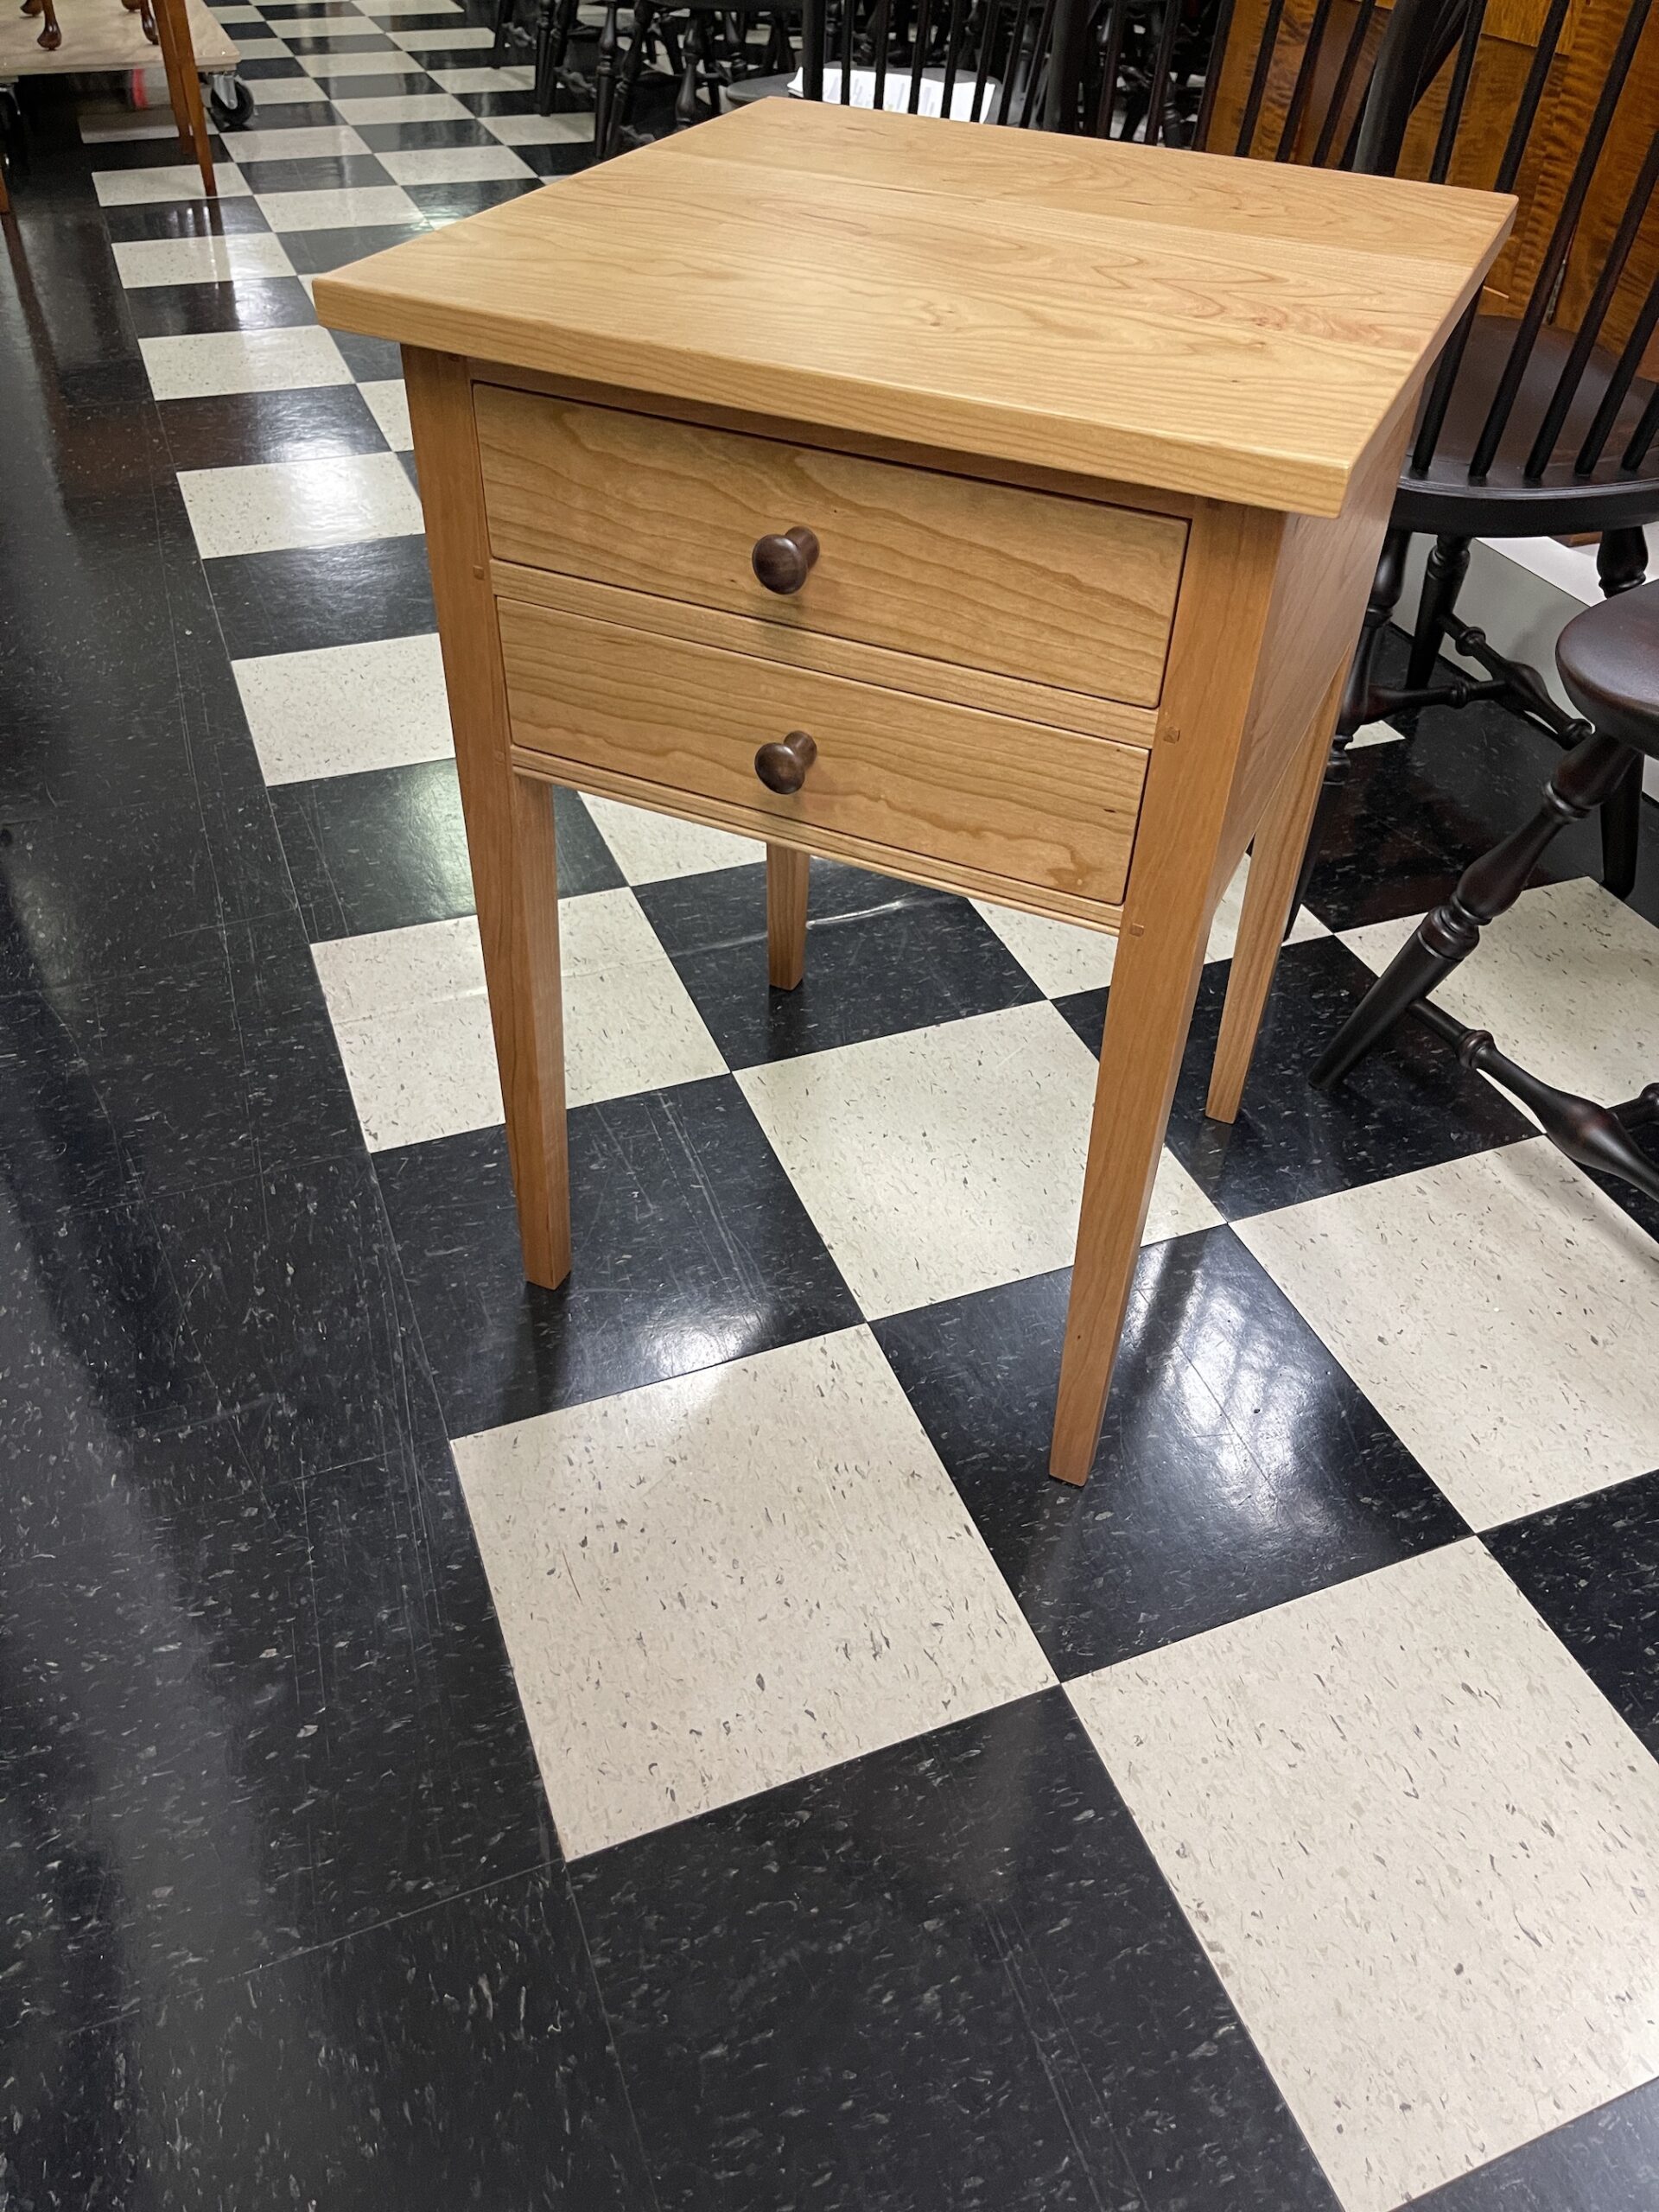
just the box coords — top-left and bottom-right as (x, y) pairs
(315, 103), (1511, 1485)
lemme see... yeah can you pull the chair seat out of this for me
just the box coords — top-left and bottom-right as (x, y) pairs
(1395, 315), (1659, 537)
(1556, 578), (1659, 758)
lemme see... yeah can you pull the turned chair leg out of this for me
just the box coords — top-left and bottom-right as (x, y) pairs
(1403, 532), (1470, 700)
(606, 0), (654, 155)
(1287, 523), (1412, 929)
(1594, 526), (1648, 898)
(1312, 723), (1639, 1090)
(592, 0), (620, 156)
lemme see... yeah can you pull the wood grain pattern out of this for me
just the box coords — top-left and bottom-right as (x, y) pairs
(404, 347), (570, 1288)
(498, 595), (1149, 908)
(315, 102), (1513, 517)
(1050, 499), (1287, 1484)
(487, 562), (1159, 747)
(474, 387), (1186, 709)
(766, 844), (810, 990)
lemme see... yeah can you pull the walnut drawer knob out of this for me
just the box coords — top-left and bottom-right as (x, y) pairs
(751, 525), (820, 595)
(754, 731), (817, 794)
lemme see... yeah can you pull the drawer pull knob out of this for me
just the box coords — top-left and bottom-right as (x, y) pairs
(754, 730), (817, 794)
(752, 526), (820, 595)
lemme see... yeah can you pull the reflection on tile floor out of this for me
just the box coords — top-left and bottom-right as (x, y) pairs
(4, 26), (1659, 2209)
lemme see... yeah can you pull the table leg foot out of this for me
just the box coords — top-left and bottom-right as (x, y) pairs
(766, 842), (809, 991)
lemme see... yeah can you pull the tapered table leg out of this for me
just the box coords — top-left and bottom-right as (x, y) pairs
(766, 843), (809, 990)
(507, 771), (571, 1287)
(1206, 667), (1344, 1122)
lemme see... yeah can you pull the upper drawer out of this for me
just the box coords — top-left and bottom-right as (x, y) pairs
(474, 387), (1185, 709)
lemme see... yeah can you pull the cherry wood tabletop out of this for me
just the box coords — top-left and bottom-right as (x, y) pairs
(315, 100), (1513, 517)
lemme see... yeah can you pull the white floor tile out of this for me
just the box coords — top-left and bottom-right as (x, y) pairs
(738, 1000), (1220, 1318)
(92, 162), (251, 205)
(391, 21), (494, 42)
(1347, 717), (1403, 748)
(453, 1326), (1054, 1858)
(298, 43), (425, 70)
(971, 855), (1327, 998)
(1071, 1540), (1659, 2212)
(140, 322), (351, 401)
(111, 232), (295, 288)
(480, 110), (590, 143)
(256, 181), (422, 229)
(377, 143), (531, 182)
(1237, 1137), (1659, 1529)
(1343, 874), (1659, 1108)
(315, 892), (725, 1149)
(178, 449), (423, 558)
(330, 88), (468, 119)
(582, 794), (760, 883)
(363, 0), (461, 11)
(233, 631), (449, 785)
(225, 122), (369, 160)
(357, 376), (411, 449)
(429, 62), (530, 88)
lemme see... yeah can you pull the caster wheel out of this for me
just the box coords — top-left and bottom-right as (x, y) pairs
(207, 73), (255, 129)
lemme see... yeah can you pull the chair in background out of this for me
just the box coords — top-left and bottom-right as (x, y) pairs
(1196, 0), (1659, 906)
(1309, 580), (1659, 1208)
(597, 0), (1083, 161)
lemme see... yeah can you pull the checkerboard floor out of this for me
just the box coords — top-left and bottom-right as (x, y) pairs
(6, 29), (1659, 2206)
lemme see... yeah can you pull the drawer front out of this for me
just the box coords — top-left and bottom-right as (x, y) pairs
(476, 387), (1185, 710)
(498, 598), (1147, 907)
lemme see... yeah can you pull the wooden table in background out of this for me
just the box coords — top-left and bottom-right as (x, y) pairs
(315, 102), (1510, 1485)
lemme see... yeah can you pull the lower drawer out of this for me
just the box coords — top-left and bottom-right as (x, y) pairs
(497, 598), (1147, 909)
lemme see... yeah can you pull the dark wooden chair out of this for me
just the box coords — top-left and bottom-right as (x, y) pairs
(1222, 0), (1659, 909)
(596, 0), (1092, 162)
(1309, 579), (1659, 1207)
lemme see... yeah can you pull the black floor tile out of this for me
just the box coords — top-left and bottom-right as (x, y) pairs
(397, 38), (508, 65)
(404, 176), (542, 220)
(573, 1691), (1340, 2212)
(273, 767), (617, 941)
(259, 0), (359, 15)
(84, 133), (231, 171)
(33, 912), (360, 1194)
(455, 86), (546, 115)
(156, 383), (389, 467)
(1405, 2075), (1659, 2210)
(300, 69), (442, 98)
(124, 273), (315, 336)
(515, 139), (591, 176)
(637, 857), (1041, 1066)
(329, 324), (404, 379)
(3, 1868), (655, 2209)
(378, 1081), (860, 1437)
(206, 534), (435, 656)
(0, 1395), (556, 2001)
(281, 29), (399, 48)
(280, 218), (434, 271)
(0, 1183), (219, 1446)
(233, 149), (394, 192)
(0, 781), (293, 994)
(353, 116), (499, 149)
(100, 194), (275, 243)
(233, 49), (314, 74)
(1484, 1467), (1659, 1760)
(146, 1148), (430, 1471)
(1302, 633), (1618, 936)
(222, 97), (340, 125)
(1056, 935), (1533, 1221)
(874, 1229), (1465, 1676)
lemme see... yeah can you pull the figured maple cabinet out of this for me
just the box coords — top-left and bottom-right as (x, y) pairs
(316, 99), (1511, 1484)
